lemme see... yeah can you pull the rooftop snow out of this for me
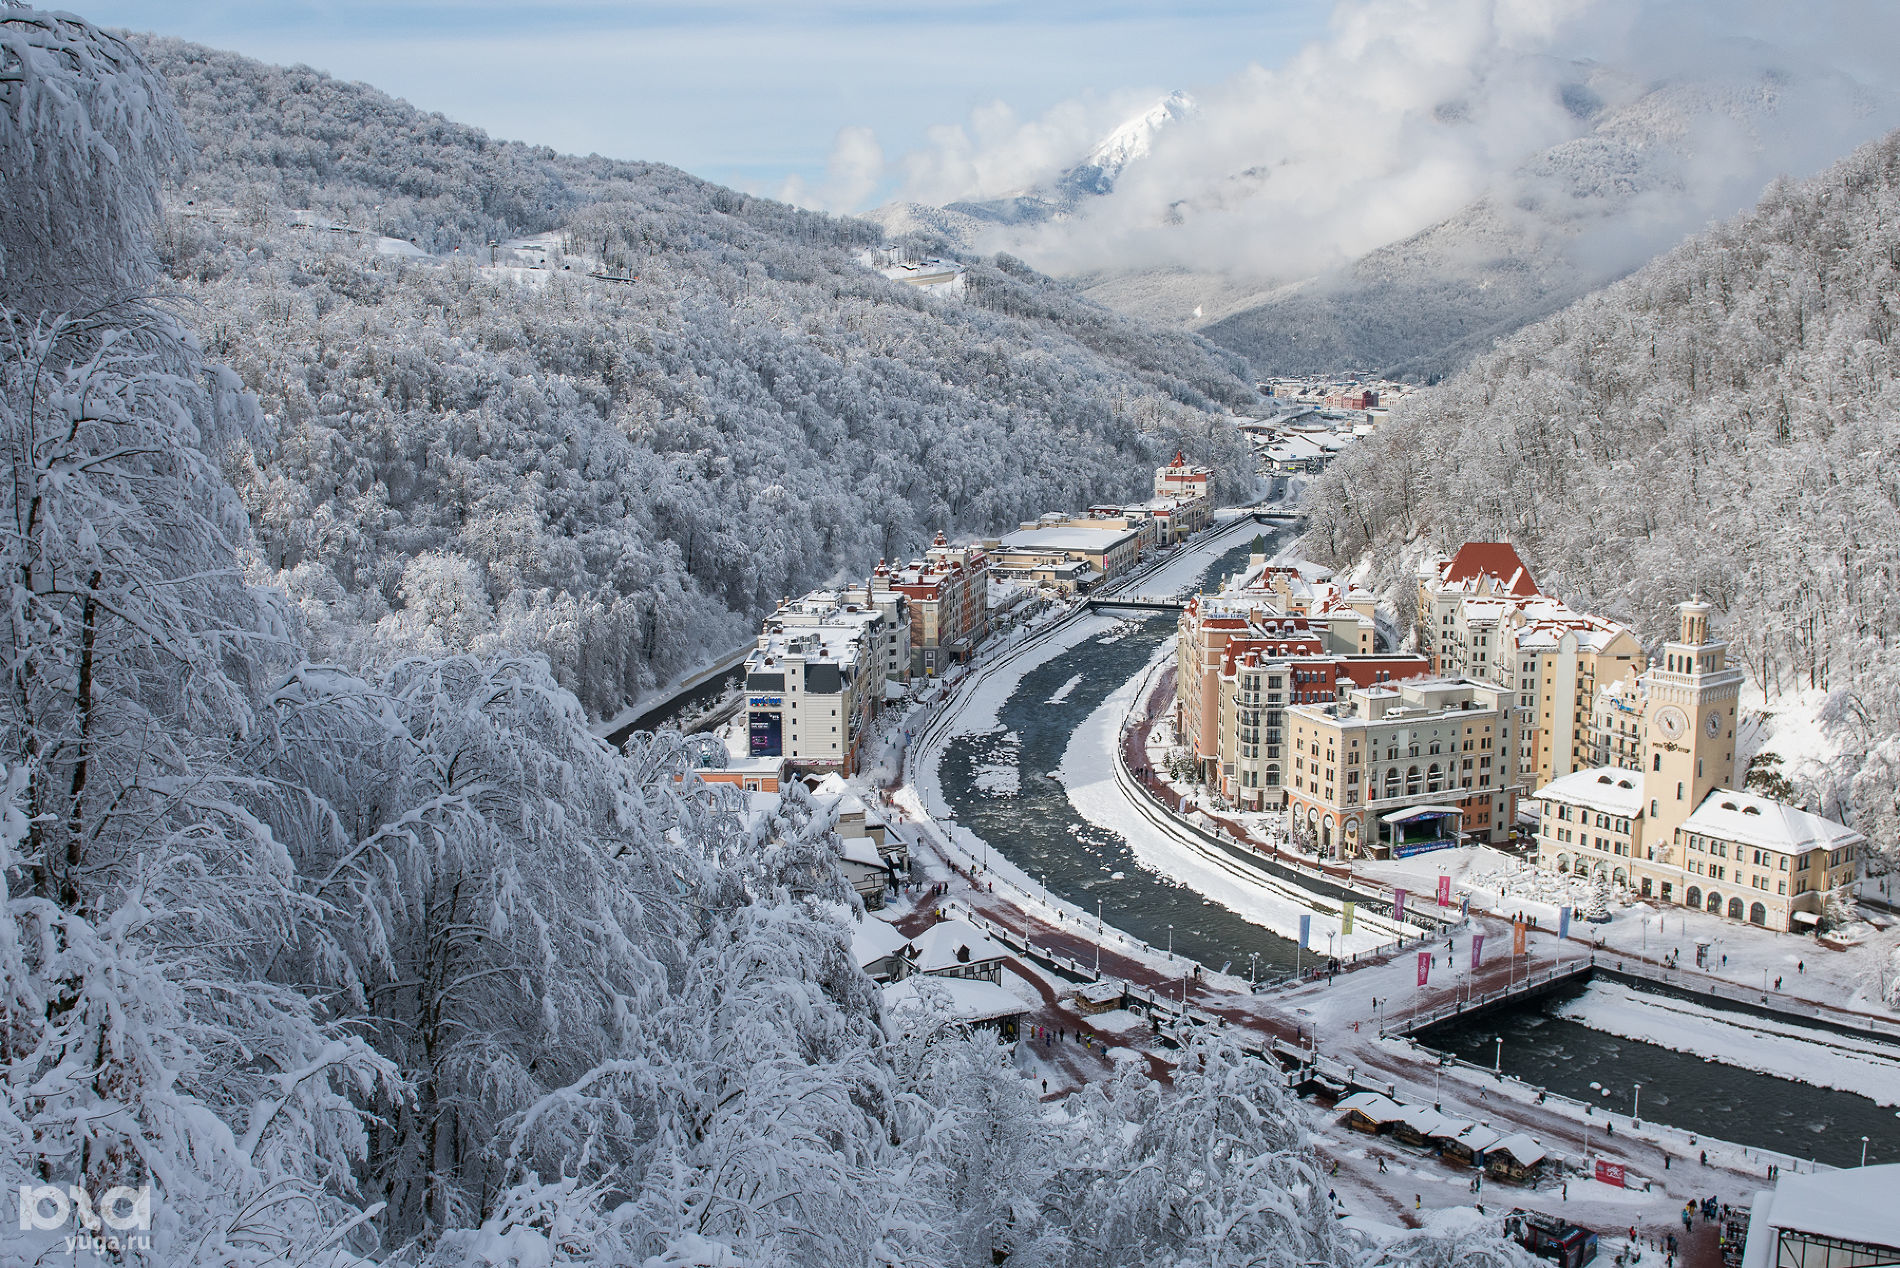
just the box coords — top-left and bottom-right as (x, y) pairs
(1681, 788), (1863, 855)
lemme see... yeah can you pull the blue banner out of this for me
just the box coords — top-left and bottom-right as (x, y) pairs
(1298, 914), (1311, 949)
(1559, 906), (1571, 941)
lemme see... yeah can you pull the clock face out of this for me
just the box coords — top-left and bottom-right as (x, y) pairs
(1705, 712), (1722, 738)
(1656, 706), (1687, 741)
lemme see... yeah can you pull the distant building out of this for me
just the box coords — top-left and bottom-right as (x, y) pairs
(1154, 450), (1211, 502)
(873, 532), (989, 676)
(988, 523), (1143, 590)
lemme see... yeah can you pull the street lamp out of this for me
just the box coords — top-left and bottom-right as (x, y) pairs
(1494, 1037), (1503, 1074)
(1168, 924), (1174, 961)
(1864, 1136), (1871, 1167)
(1249, 951), (1260, 987)
(1633, 1083), (1642, 1126)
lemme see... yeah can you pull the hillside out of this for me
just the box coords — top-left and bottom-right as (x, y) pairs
(134, 37), (1259, 718)
(1299, 125), (1900, 864)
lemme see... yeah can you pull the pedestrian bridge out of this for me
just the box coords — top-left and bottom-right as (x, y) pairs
(1085, 596), (1186, 615)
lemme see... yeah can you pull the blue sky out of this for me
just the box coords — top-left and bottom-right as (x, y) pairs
(85, 1), (1331, 197)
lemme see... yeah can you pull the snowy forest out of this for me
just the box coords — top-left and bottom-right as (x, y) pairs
(126, 35), (1257, 720)
(0, 9), (1537, 1265)
(1301, 127), (1900, 874)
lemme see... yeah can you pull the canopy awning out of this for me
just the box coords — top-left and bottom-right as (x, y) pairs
(1791, 910), (1820, 926)
(1382, 805), (1465, 825)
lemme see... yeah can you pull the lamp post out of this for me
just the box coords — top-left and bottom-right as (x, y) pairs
(1863, 1136), (1871, 1167)
(1249, 951), (1260, 987)
(1633, 1083), (1642, 1126)
(1494, 1037), (1503, 1074)
(1168, 923), (1174, 961)
(1095, 897), (1104, 979)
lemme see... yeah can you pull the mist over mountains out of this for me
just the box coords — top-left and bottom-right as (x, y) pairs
(857, 1), (1900, 378)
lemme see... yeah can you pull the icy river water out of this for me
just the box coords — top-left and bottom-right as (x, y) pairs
(933, 520), (1900, 1170)
(937, 528), (1317, 978)
(1420, 982), (1900, 1170)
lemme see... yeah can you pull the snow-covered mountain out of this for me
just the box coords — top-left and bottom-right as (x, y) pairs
(1191, 67), (1894, 379)
(1060, 89), (1197, 198)
(880, 55), (1896, 381)
(869, 91), (1197, 238)
(131, 37), (1256, 722)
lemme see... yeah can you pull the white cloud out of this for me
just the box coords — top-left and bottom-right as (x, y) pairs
(864, 0), (1900, 285)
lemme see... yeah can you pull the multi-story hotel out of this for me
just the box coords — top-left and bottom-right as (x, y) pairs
(1283, 678), (1516, 857)
(873, 532), (988, 677)
(1417, 543), (1647, 793)
(1531, 598), (1862, 931)
(743, 594), (892, 776)
(1175, 554), (1429, 802)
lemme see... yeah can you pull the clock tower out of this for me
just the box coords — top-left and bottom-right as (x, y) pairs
(1643, 597), (1743, 847)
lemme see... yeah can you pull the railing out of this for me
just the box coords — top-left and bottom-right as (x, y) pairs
(1380, 961), (1592, 1036)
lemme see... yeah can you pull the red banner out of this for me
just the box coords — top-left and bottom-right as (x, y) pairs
(1417, 951), (1431, 987)
(1595, 1159), (1626, 1188)
(1512, 920), (1527, 955)
(1437, 874), (1451, 907)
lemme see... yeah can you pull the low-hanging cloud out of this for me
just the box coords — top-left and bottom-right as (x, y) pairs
(810, 0), (1900, 286)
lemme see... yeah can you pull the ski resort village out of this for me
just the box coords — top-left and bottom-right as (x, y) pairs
(12, 5), (1900, 1267)
(664, 447), (1900, 1268)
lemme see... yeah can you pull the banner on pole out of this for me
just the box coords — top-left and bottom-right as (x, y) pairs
(1513, 920), (1527, 956)
(1341, 902), (1355, 936)
(1471, 933), (1485, 969)
(1417, 951), (1431, 987)
(1393, 889), (1407, 923)
(1437, 874), (1451, 907)
(1559, 905), (1571, 941)
(1461, 893), (1471, 919)
(1299, 914), (1311, 950)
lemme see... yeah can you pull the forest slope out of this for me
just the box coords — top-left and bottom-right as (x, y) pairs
(134, 36), (1259, 718)
(1301, 126), (1900, 864)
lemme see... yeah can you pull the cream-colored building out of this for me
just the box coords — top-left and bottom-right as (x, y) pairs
(1284, 678), (1514, 858)
(1531, 599), (1863, 931)
(1419, 545), (1647, 793)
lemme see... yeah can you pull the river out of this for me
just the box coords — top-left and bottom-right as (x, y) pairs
(935, 525), (1319, 977)
(1418, 980), (1900, 1169)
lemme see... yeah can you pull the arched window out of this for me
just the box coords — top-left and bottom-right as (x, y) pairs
(1406, 766), (1421, 796)
(1707, 891), (1722, 913)
(1686, 886), (1702, 909)
(1612, 867), (1628, 887)
(1383, 769), (1400, 797)
(1429, 741), (1442, 756)
(1749, 902), (1767, 927)
(1265, 765), (1281, 787)
(1557, 854), (1573, 874)
(1427, 763), (1443, 792)
(1727, 897), (1744, 920)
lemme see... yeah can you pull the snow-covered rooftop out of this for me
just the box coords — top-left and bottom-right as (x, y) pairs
(995, 525), (1142, 554)
(1682, 788), (1863, 856)
(850, 915), (911, 970)
(1532, 767), (1645, 817)
(882, 975), (1025, 1027)
(1742, 1164), (1900, 1268)
(910, 918), (1008, 974)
